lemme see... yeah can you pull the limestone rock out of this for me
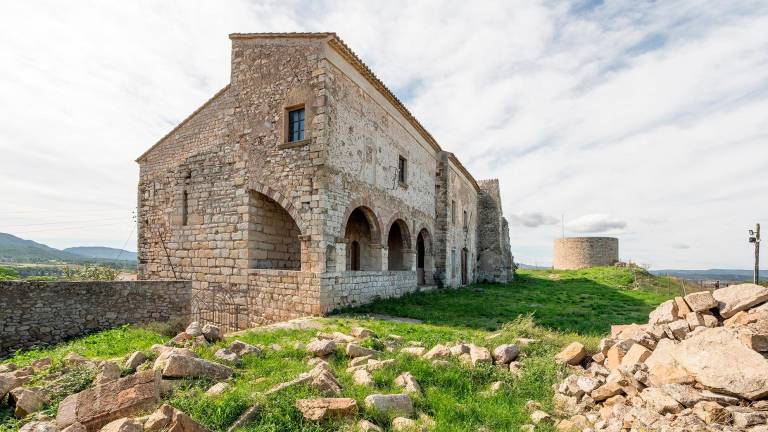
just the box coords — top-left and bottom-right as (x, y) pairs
(144, 404), (208, 432)
(729, 406), (767, 428)
(157, 354), (233, 380)
(672, 327), (768, 399)
(620, 344), (651, 368)
(10, 387), (46, 418)
(20, 421), (59, 432)
(63, 353), (91, 367)
(0, 371), (26, 401)
(693, 401), (730, 424)
(56, 370), (161, 432)
(357, 419), (382, 432)
(352, 369), (373, 386)
(713, 283), (768, 318)
(591, 382), (624, 402)
(394, 372), (422, 395)
(95, 362), (122, 386)
(306, 339), (336, 357)
(364, 394), (414, 417)
(99, 418), (142, 432)
(228, 340), (261, 357)
(660, 384), (703, 407)
(213, 349), (239, 363)
(530, 410), (552, 425)
(205, 382), (230, 396)
(124, 352), (148, 372)
(674, 296), (692, 317)
(649, 300), (679, 325)
(295, 398), (356, 421)
(423, 344), (451, 360)
(390, 417), (416, 431)
(639, 387), (683, 414)
(449, 343), (469, 356)
(350, 327), (374, 338)
(400, 346), (426, 356)
(201, 324), (221, 342)
(346, 344), (378, 358)
(469, 345), (492, 366)
(185, 322), (202, 337)
(555, 342), (586, 366)
(684, 291), (718, 312)
(492, 344), (519, 364)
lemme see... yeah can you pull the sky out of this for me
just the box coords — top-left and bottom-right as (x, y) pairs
(0, 0), (766, 269)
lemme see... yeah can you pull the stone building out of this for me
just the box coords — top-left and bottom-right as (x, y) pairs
(136, 33), (514, 327)
(553, 237), (619, 270)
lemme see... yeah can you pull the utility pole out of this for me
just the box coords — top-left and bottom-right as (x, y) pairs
(750, 224), (761, 284)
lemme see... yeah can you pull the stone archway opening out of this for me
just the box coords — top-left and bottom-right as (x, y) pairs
(344, 207), (380, 271)
(248, 190), (302, 270)
(387, 219), (412, 271)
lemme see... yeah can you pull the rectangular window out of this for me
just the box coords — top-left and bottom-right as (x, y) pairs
(288, 108), (305, 142)
(451, 200), (456, 224)
(463, 210), (467, 230)
(398, 156), (407, 184)
(181, 190), (188, 226)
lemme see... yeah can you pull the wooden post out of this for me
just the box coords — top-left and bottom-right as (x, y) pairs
(755, 223), (761, 284)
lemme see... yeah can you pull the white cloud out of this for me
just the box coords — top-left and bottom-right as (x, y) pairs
(510, 212), (559, 228)
(566, 214), (627, 234)
(0, 1), (766, 270)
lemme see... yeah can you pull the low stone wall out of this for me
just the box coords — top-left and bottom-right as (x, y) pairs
(320, 271), (422, 311)
(246, 270), (321, 325)
(0, 280), (191, 357)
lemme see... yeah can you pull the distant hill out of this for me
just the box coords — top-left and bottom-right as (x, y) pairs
(517, 263), (551, 270)
(651, 268), (758, 282)
(64, 246), (137, 261)
(0, 232), (136, 265)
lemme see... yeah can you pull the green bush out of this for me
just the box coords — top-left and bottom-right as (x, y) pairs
(0, 267), (20, 281)
(61, 265), (119, 281)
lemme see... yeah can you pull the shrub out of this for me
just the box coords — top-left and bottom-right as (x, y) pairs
(0, 267), (20, 281)
(61, 265), (119, 281)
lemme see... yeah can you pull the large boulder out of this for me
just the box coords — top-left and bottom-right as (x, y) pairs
(144, 404), (208, 432)
(156, 354), (232, 380)
(492, 344), (520, 365)
(672, 327), (768, 399)
(649, 300), (679, 325)
(555, 342), (586, 366)
(364, 394), (414, 417)
(295, 398), (357, 421)
(684, 291), (718, 312)
(306, 339), (336, 357)
(10, 387), (46, 418)
(713, 283), (768, 318)
(56, 370), (162, 432)
(99, 418), (142, 432)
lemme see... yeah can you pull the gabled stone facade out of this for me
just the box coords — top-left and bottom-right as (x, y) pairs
(136, 33), (514, 328)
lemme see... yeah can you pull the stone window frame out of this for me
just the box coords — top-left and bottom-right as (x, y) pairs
(279, 103), (311, 149)
(398, 155), (408, 188)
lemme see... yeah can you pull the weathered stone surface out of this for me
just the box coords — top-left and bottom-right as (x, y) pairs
(390, 417), (416, 431)
(56, 370), (161, 432)
(364, 394), (414, 417)
(124, 352), (148, 371)
(356, 419), (382, 432)
(394, 372), (421, 395)
(144, 404), (208, 432)
(423, 344), (451, 360)
(620, 344), (651, 368)
(713, 283), (768, 318)
(0, 372), (26, 401)
(649, 300), (679, 325)
(185, 322), (202, 337)
(350, 327), (374, 338)
(95, 362), (122, 386)
(672, 327), (768, 399)
(157, 354), (232, 380)
(639, 387), (683, 414)
(345, 344), (378, 358)
(468, 345), (492, 366)
(213, 349), (239, 363)
(449, 343), (469, 356)
(684, 291), (718, 312)
(492, 344), (519, 364)
(99, 418), (142, 432)
(400, 346), (426, 356)
(201, 324), (221, 342)
(729, 406), (767, 428)
(693, 400), (731, 424)
(660, 384), (703, 407)
(530, 410), (552, 425)
(352, 369), (373, 386)
(10, 387), (46, 418)
(295, 398), (356, 421)
(555, 342), (586, 366)
(19, 421), (59, 432)
(205, 382), (230, 396)
(666, 319), (690, 340)
(306, 339), (336, 357)
(674, 296), (692, 317)
(228, 340), (261, 357)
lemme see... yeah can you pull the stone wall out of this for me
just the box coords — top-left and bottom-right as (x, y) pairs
(553, 237), (619, 270)
(0, 280), (191, 357)
(477, 179), (514, 283)
(319, 271), (423, 312)
(247, 270), (321, 325)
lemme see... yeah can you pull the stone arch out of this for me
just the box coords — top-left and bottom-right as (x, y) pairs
(339, 199), (382, 245)
(383, 213), (413, 250)
(416, 227), (434, 285)
(248, 190), (302, 270)
(386, 218), (412, 271)
(248, 180), (306, 235)
(343, 205), (382, 271)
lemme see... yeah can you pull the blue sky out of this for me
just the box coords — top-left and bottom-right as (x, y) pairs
(0, 0), (766, 269)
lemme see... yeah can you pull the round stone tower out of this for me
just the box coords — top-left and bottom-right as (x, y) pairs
(553, 237), (619, 270)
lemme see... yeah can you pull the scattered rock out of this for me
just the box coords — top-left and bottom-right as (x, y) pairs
(449, 343), (469, 356)
(390, 417), (417, 431)
(555, 342), (586, 366)
(56, 370), (161, 432)
(228, 340), (261, 357)
(205, 382), (230, 396)
(10, 387), (46, 418)
(364, 394), (414, 417)
(620, 344), (651, 368)
(295, 398), (356, 421)
(201, 324), (221, 342)
(684, 291), (718, 312)
(99, 418), (143, 432)
(423, 344), (451, 360)
(144, 404), (207, 432)
(352, 369), (373, 386)
(530, 410), (552, 425)
(63, 353), (91, 367)
(693, 400), (731, 425)
(20, 421), (59, 432)
(713, 283), (768, 318)
(492, 344), (519, 365)
(350, 327), (374, 338)
(346, 344), (378, 358)
(639, 387), (683, 414)
(124, 352), (148, 371)
(156, 354), (233, 380)
(394, 372), (422, 395)
(185, 322), (202, 337)
(95, 362), (122, 386)
(357, 419), (382, 432)
(400, 346), (426, 356)
(649, 300), (680, 325)
(306, 339), (336, 357)
(213, 349), (240, 364)
(468, 345), (492, 366)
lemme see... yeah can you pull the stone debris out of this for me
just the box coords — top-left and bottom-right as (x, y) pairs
(205, 382), (230, 396)
(213, 348), (240, 364)
(156, 354), (233, 380)
(185, 322), (202, 337)
(400, 346), (427, 356)
(228, 340), (262, 357)
(94, 362), (122, 386)
(364, 393), (414, 417)
(345, 343), (378, 358)
(468, 345), (492, 367)
(306, 339), (336, 357)
(549, 283), (768, 431)
(201, 324), (221, 343)
(10, 387), (46, 418)
(124, 352), (148, 372)
(357, 419), (383, 432)
(99, 418), (143, 432)
(350, 327), (374, 338)
(492, 344), (519, 365)
(295, 398), (357, 421)
(352, 369), (374, 386)
(394, 372), (422, 395)
(423, 344), (451, 360)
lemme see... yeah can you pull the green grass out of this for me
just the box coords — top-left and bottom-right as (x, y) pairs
(1, 268), (673, 432)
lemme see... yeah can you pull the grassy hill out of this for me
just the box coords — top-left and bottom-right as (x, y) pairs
(0, 267), (673, 432)
(63, 246), (137, 261)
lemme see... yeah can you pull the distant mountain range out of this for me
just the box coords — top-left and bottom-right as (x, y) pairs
(0, 232), (136, 264)
(651, 268), (759, 282)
